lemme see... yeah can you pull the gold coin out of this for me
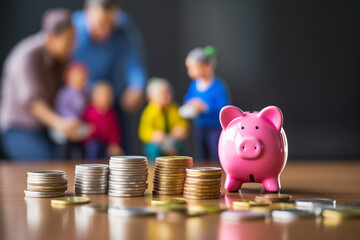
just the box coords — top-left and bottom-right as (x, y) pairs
(156, 156), (193, 161)
(270, 202), (296, 210)
(255, 193), (291, 203)
(183, 187), (220, 194)
(323, 209), (360, 219)
(187, 204), (223, 213)
(51, 197), (90, 205)
(233, 200), (251, 209)
(184, 195), (220, 200)
(183, 191), (220, 197)
(152, 190), (183, 195)
(151, 197), (187, 206)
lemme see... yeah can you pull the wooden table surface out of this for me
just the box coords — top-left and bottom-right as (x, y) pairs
(1, 160), (360, 240)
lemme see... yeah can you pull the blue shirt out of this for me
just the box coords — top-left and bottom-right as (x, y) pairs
(72, 11), (146, 99)
(184, 77), (230, 127)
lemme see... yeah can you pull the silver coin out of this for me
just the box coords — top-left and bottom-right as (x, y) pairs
(221, 210), (269, 221)
(108, 192), (145, 197)
(339, 202), (360, 209)
(295, 198), (336, 208)
(108, 207), (156, 217)
(27, 170), (66, 176)
(110, 155), (147, 161)
(81, 204), (109, 213)
(24, 190), (66, 198)
(76, 163), (109, 169)
(109, 180), (147, 186)
(272, 209), (316, 221)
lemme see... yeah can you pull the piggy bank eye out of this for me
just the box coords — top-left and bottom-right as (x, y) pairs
(241, 126), (245, 130)
(255, 126), (259, 129)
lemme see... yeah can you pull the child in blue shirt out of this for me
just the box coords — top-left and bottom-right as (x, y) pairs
(182, 46), (230, 161)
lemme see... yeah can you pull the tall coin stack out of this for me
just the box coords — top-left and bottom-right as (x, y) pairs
(108, 156), (148, 197)
(153, 156), (193, 195)
(183, 167), (222, 200)
(24, 170), (68, 198)
(74, 164), (109, 195)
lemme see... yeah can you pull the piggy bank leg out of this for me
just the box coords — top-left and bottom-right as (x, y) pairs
(225, 176), (243, 191)
(262, 177), (280, 192)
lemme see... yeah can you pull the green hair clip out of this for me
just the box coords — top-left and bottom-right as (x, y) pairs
(204, 45), (217, 57)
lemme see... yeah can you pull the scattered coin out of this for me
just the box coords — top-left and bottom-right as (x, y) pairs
(221, 210), (269, 221)
(322, 208), (360, 219)
(108, 207), (157, 217)
(51, 196), (90, 205)
(295, 198), (336, 209)
(255, 193), (291, 203)
(272, 209), (316, 221)
(81, 204), (109, 213)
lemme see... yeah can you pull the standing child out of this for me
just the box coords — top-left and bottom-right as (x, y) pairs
(181, 46), (230, 161)
(139, 77), (188, 161)
(54, 62), (89, 159)
(83, 81), (124, 160)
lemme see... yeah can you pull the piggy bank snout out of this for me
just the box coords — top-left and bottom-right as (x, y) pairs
(238, 137), (263, 159)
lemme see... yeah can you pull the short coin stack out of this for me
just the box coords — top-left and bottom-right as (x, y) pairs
(74, 164), (109, 195)
(108, 156), (148, 197)
(183, 167), (222, 200)
(153, 156), (193, 195)
(25, 170), (68, 198)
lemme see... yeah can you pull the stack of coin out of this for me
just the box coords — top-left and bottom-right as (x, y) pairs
(183, 167), (222, 200)
(25, 170), (68, 198)
(153, 156), (193, 195)
(108, 156), (148, 197)
(74, 164), (109, 195)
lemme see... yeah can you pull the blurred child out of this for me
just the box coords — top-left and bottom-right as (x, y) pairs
(54, 62), (89, 159)
(83, 81), (124, 160)
(139, 77), (188, 161)
(181, 46), (230, 161)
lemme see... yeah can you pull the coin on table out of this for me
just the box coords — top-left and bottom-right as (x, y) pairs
(81, 204), (109, 213)
(272, 209), (316, 221)
(295, 198), (336, 208)
(51, 196), (90, 205)
(188, 204), (223, 214)
(151, 197), (187, 206)
(322, 208), (360, 219)
(339, 202), (360, 209)
(27, 170), (66, 177)
(221, 210), (269, 221)
(255, 194), (291, 203)
(270, 202), (296, 211)
(108, 207), (157, 217)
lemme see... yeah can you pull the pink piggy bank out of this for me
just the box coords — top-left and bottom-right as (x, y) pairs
(218, 105), (288, 192)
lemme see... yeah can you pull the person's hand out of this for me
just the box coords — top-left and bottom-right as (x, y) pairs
(107, 143), (125, 156)
(59, 119), (82, 142)
(120, 88), (144, 112)
(189, 98), (207, 112)
(171, 126), (188, 140)
(151, 131), (166, 144)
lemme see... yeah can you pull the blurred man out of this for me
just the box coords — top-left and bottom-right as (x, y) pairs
(0, 9), (80, 161)
(72, 0), (147, 152)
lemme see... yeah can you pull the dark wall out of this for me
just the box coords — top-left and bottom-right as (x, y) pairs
(0, 0), (359, 159)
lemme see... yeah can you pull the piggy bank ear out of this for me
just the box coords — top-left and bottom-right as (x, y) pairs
(220, 105), (245, 129)
(258, 106), (283, 131)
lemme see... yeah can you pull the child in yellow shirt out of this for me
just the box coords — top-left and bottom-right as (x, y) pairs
(138, 77), (188, 161)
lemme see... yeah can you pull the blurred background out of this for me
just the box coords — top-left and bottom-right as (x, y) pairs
(0, 0), (359, 160)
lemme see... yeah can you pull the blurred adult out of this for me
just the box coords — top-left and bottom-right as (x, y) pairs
(0, 9), (79, 161)
(72, 0), (147, 152)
